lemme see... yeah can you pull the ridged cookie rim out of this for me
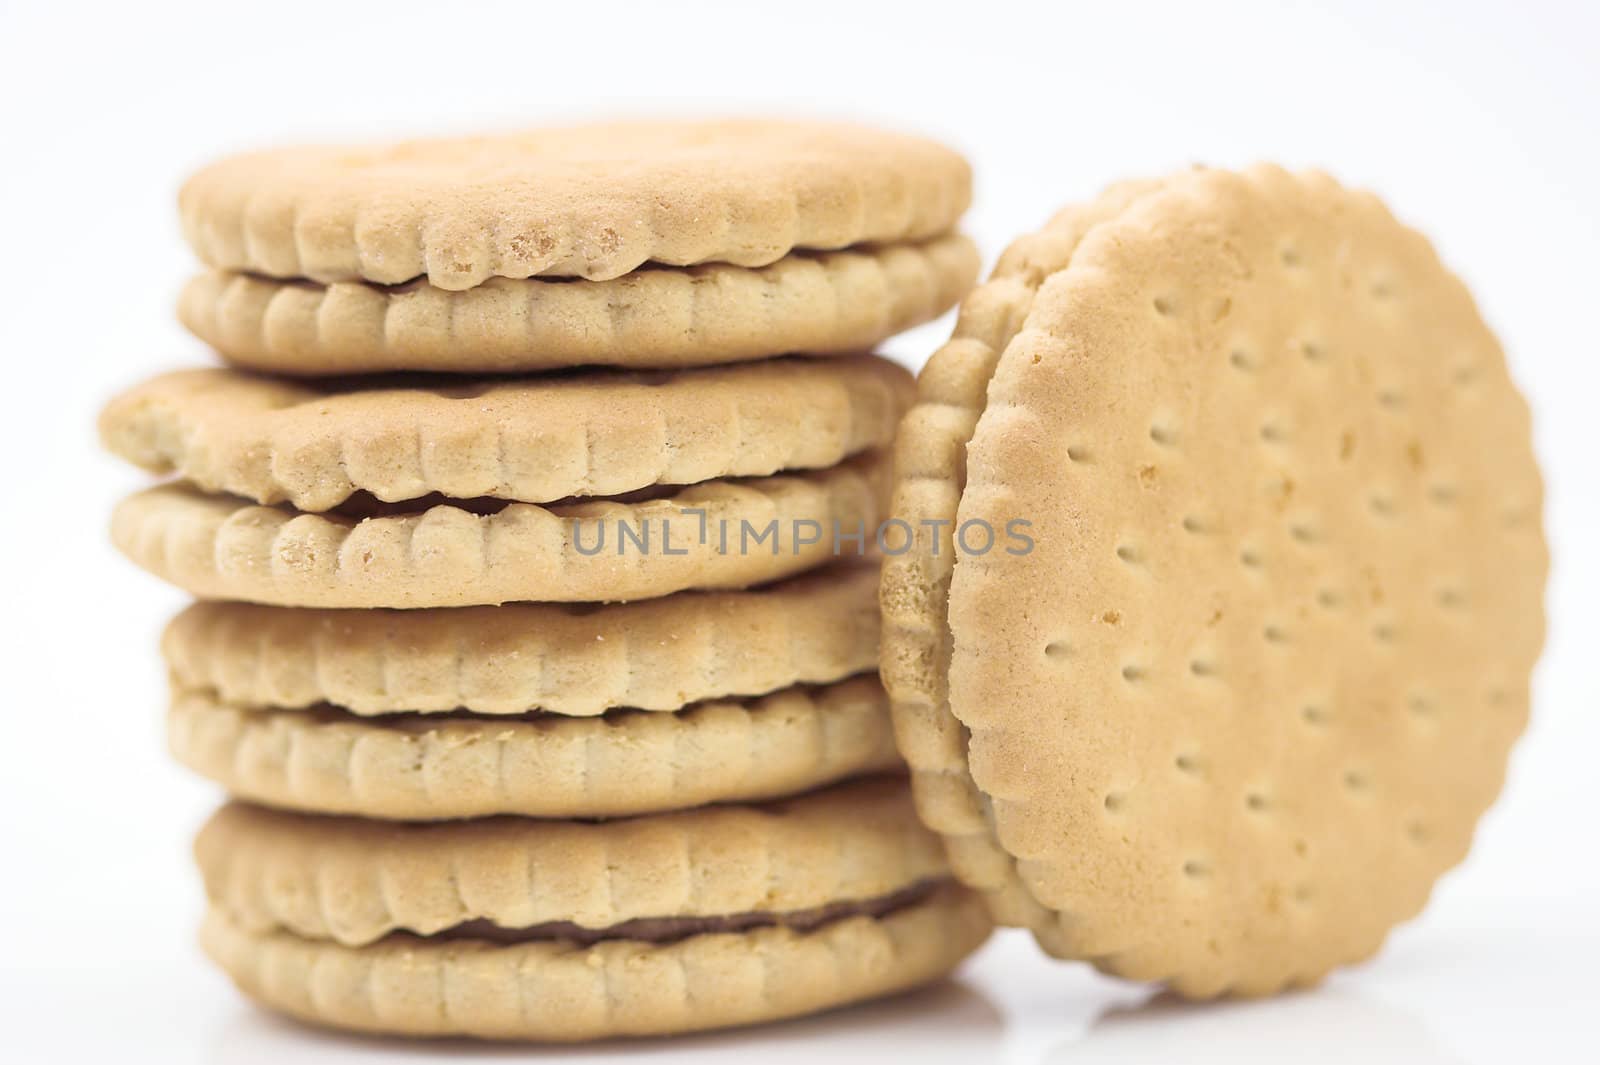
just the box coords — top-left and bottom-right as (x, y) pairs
(199, 884), (991, 1041)
(178, 234), (978, 374)
(99, 356), (912, 510)
(169, 676), (901, 820)
(179, 119), (973, 289)
(162, 562), (879, 716)
(112, 454), (887, 608)
(197, 775), (946, 946)
(880, 181), (1159, 952)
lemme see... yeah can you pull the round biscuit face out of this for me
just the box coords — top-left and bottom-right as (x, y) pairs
(179, 119), (973, 289)
(946, 166), (1546, 995)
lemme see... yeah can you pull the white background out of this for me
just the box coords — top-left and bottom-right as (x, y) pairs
(2, 1), (1596, 1060)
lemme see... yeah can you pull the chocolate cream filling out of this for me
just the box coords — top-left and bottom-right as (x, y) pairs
(426, 878), (944, 947)
(277, 688), (836, 727)
(319, 481), (686, 520)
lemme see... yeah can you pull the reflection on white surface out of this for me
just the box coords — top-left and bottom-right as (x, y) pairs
(1056, 988), (1462, 1065)
(195, 931), (1463, 1065)
(10, 913), (1598, 1062)
(205, 979), (1006, 1064)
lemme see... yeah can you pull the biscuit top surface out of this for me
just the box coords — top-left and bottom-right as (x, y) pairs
(180, 118), (972, 289)
(947, 165), (1546, 994)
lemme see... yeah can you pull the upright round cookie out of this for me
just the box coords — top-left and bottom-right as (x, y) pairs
(196, 777), (993, 1040)
(883, 166), (1547, 996)
(180, 119), (972, 289)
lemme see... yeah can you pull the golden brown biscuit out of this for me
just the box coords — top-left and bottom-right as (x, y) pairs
(100, 357), (911, 511)
(162, 562), (878, 716)
(179, 119), (972, 289)
(112, 453), (887, 607)
(885, 166), (1547, 996)
(169, 677), (901, 820)
(178, 235), (977, 373)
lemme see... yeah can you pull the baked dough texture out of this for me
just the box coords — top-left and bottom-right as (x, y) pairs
(883, 165), (1546, 996)
(179, 119), (972, 288)
(178, 234), (977, 373)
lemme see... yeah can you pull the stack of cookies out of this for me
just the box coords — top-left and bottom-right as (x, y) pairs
(101, 120), (992, 1041)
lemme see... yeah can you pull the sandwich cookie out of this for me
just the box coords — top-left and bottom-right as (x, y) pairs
(883, 165), (1547, 996)
(195, 777), (993, 1039)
